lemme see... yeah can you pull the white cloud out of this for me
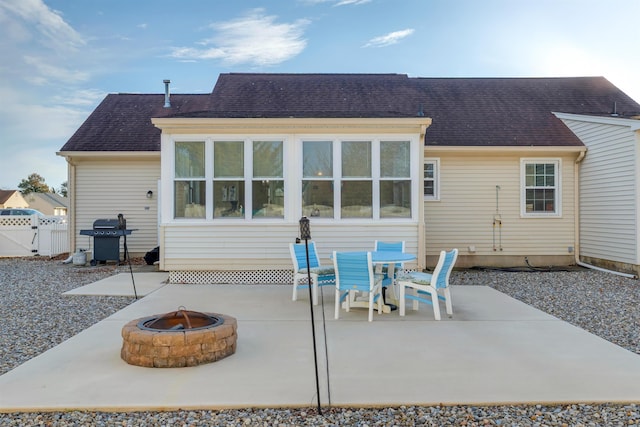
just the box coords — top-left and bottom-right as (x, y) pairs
(22, 55), (90, 85)
(169, 9), (309, 66)
(364, 29), (414, 48)
(334, 0), (372, 6)
(0, 0), (85, 51)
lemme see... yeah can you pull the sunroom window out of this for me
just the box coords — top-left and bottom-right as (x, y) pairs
(521, 159), (561, 216)
(252, 141), (284, 218)
(174, 141), (205, 218)
(380, 141), (411, 218)
(302, 141), (334, 218)
(213, 141), (244, 218)
(341, 141), (372, 218)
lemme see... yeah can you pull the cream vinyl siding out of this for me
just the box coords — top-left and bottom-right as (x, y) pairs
(73, 159), (160, 257)
(424, 152), (576, 257)
(560, 117), (639, 264)
(160, 222), (419, 271)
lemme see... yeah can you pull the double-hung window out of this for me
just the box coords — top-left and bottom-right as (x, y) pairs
(302, 141), (334, 218)
(424, 159), (439, 201)
(252, 141), (284, 218)
(175, 141), (206, 218)
(341, 141), (372, 218)
(380, 141), (411, 218)
(521, 159), (561, 217)
(213, 141), (244, 218)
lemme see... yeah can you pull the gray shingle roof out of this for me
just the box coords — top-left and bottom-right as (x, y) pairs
(59, 74), (640, 152)
(60, 94), (210, 152)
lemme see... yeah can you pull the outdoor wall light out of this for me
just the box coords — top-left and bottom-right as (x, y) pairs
(146, 190), (153, 199)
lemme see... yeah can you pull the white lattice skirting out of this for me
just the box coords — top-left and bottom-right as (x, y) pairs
(168, 268), (416, 285)
(169, 270), (294, 285)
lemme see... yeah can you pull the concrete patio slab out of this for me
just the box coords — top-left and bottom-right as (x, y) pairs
(1, 279), (640, 412)
(64, 272), (169, 297)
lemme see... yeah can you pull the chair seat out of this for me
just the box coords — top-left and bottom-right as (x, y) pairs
(397, 271), (433, 285)
(299, 266), (335, 276)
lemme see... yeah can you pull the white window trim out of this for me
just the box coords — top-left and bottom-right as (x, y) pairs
(520, 158), (562, 218)
(164, 133), (419, 223)
(424, 158), (440, 201)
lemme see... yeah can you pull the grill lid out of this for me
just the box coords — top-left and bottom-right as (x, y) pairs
(93, 218), (121, 229)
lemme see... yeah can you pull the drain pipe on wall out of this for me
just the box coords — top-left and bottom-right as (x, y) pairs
(573, 149), (638, 279)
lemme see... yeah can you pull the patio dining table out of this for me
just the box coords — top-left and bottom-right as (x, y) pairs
(334, 251), (417, 314)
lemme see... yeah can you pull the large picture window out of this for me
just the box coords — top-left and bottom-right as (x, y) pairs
(521, 159), (561, 217)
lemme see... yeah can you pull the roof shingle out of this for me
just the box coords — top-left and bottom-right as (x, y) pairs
(59, 74), (640, 152)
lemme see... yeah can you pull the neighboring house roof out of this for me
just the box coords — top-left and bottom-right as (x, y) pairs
(26, 192), (68, 212)
(0, 190), (15, 205)
(59, 74), (640, 152)
(0, 190), (28, 208)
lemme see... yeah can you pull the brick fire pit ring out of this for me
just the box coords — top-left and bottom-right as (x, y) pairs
(121, 309), (237, 368)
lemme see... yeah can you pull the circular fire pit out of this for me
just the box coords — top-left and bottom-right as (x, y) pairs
(121, 309), (237, 368)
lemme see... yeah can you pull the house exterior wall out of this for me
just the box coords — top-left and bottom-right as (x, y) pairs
(70, 157), (160, 258)
(160, 222), (420, 272)
(423, 148), (581, 268)
(153, 118), (430, 276)
(558, 115), (640, 267)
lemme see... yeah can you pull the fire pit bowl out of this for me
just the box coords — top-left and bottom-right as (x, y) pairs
(121, 309), (237, 368)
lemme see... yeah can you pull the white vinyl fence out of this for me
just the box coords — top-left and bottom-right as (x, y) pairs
(0, 214), (69, 257)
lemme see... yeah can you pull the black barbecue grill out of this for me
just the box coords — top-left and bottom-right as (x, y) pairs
(80, 217), (134, 266)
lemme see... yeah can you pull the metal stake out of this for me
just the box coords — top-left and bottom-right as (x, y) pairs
(300, 216), (322, 415)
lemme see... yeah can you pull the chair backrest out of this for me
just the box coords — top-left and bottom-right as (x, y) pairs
(374, 240), (405, 253)
(290, 242), (321, 272)
(431, 248), (458, 289)
(333, 251), (374, 292)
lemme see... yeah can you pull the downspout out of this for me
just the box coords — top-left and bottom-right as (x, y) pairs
(573, 149), (637, 279)
(418, 124), (427, 270)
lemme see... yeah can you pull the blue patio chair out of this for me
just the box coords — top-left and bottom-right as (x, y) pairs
(396, 248), (458, 320)
(333, 251), (383, 322)
(373, 240), (406, 288)
(289, 242), (335, 305)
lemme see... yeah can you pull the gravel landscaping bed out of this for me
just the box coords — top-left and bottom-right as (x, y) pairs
(1, 257), (638, 426)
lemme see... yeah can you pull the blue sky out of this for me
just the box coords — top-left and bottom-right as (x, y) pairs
(1, 0), (639, 191)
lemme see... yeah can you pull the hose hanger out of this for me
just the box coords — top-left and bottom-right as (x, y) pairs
(493, 185), (503, 251)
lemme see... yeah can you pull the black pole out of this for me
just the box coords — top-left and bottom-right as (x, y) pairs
(300, 216), (322, 415)
(118, 213), (138, 300)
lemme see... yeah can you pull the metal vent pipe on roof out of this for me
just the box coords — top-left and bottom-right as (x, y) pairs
(163, 79), (171, 108)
